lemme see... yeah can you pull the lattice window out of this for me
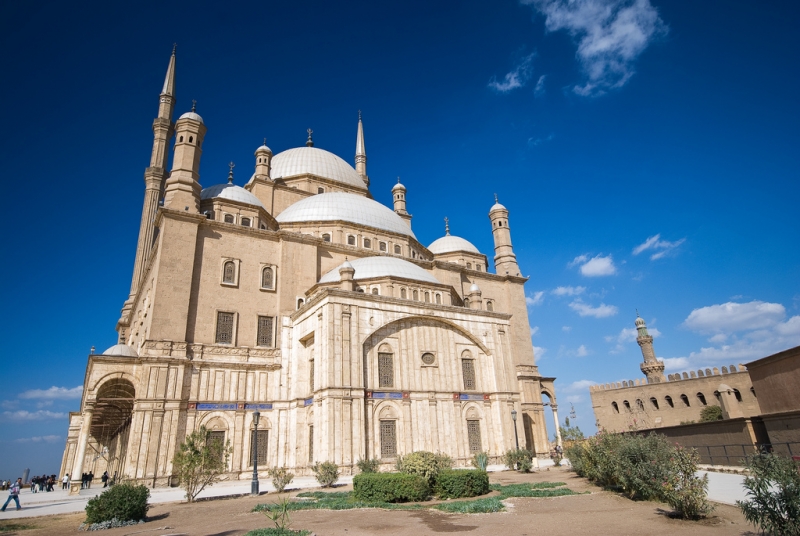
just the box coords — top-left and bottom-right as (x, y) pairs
(380, 420), (397, 458)
(461, 359), (475, 391)
(322, 233), (331, 242)
(364, 238), (371, 249)
(216, 312), (234, 344)
(308, 425), (314, 463)
(379, 241), (387, 252)
(394, 244), (401, 254)
(206, 431), (226, 464)
(224, 214), (234, 223)
(249, 430), (269, 466)
(222, 261), (236, 284)
(241, 217), (251, 227)
(467, 420), (482, 453)
(257, 316), (273, 347)
(372, 288), (379, 295)
(309, 359), (314, 393)
(347, 235), (356, 245)
(378, 353), (394, 388)
(462, 359), (476, 391)
(261, 267), (274, 289)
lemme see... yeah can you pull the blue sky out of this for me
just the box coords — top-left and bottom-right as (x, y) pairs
(1, 0), (798, 477)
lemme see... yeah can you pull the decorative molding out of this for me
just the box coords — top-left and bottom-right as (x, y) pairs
(368, 391), (404, 400)
(191, 402), (274, 411)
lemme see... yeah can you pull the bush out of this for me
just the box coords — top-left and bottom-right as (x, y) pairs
(661, 445), (714, 519)
(245, 529), (311, 536)
(172, 425), (233, 502)
(84, 483), (150, 524)
(353, 472), (430, 502)
(471, 451), (489, 471)
(268, 467), (294, 493)
(396, 451), (453, 484)
(699, 405), (723, 422)
(356, 457), (381, 474)
(434, 470), (490, 499)
(737, 453), (800, 536)
(311, 462), (339, 488)
(503, 449), (533, 472)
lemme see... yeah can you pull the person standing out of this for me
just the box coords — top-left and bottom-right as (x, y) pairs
(101, 471), (108, 488)
(1, 478), (22, 511)
(62, 474), (69, 490)
(87, 471), (94, 489)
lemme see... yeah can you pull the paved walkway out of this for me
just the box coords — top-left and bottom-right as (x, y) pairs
(0, 462), (747, 520)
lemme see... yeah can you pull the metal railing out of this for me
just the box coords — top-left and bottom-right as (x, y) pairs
(694, 442), (800, 466)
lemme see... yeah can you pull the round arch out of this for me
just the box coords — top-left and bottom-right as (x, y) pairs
(363, 315), (493, 356)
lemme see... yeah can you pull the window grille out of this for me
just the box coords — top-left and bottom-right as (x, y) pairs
(249, 430), (269, 466)
(308, 426), (314, 463)
(467, 262), (472, 269)
(224, 214), (234, 223)
(241, 217), (251, 227)
(261, 267), (274, 289)
(372, 288), (379, 295)
(467, 420), (482, 453)
(347, 235), (356, 245)
(222, 261), (236, 284)
(476, 264), (482, 271)
(309, 359), (314, 392)
(462, 359), (476, 390)
(394, 244), (401, 254)
(318, 187), (324, 194)
(379, 242), (387, 251)
(216, 312), (234, 344)
(380, 420), (397, 458)
(206, 431), (226, 464)
(322, 233), (331, 242)
(364, 238), (372, 248)
(257, 316), (273, 347)
(378, 352), (394, 388)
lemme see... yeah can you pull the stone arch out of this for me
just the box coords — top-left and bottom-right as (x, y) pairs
(371, 401), (404, 460)
(88, 371), (137, 395)
(362, 315), (491, 356)
(88, 376), (136, 482)
(198, 412), (234, 432)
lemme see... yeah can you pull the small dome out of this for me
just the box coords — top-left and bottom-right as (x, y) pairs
(392, 181), (406, 192)
(201, 183), (266, 209)
(320, 256), (440, 285)
(428, 235), (480, 255)
(340, 260), (354, 270)
(102, 344), (138, 357)
(255, 145), (272, 155)
(469, 283), (481, 293)
(489, 202), (506, 213)
(635, 316), (646, 328)
(271, 147), (367, 190)
(179, 111), (204, 124)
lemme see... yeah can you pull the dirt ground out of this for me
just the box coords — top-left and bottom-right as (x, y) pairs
(0, 466), (756, 536)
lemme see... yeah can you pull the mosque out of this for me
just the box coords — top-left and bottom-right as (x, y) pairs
(59, 49), (560, 491)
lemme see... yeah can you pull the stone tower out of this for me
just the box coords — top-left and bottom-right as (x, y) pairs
(163, 102), (206, 212)
(392, 179), (412, 227)
(636, 313), (666, 383)
(488, 196), (520, 276)
(355, 111), (369, 187)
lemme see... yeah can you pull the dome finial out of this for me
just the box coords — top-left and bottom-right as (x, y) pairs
(636, 308), (640, 318)
(172, 43), (177, 55)
(494, 193), (498, 204)
(263, 137), (267, 146)
(444, 217), (450, 236)
(306, 128), (314, 147)
(358, 109), (362, 121)
(227, 162), (235, 184)
(191, 99), (197, 112)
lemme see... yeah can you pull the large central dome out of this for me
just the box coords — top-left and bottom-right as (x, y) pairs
(276, 192), (416, 239)
(270, 147), (367, 190)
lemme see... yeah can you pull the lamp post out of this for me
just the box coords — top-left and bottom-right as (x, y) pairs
(251, 410), (260, 496)
(511, 409), (519, 450)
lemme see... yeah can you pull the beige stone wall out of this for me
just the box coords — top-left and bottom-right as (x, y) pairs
(746, 346), (800, 414)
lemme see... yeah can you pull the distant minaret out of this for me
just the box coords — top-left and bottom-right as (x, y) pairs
(392, 178), (412, 227)
(163, 100), (206, 212)
(355, 111), (369, 187)
(636, 313), (666, 383)
(489, 195), (520, 276)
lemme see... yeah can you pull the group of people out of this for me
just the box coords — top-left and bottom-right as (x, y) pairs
(29, 474), (58, 493)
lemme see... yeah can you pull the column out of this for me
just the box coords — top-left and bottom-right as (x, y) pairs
(69, 403), (94, 494)
(551, 404), (563, 447)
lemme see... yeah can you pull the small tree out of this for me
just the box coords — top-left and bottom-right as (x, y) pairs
(311, 461), (340, 487)
(268, 467), (294, 493)
(699, 405), (723, 422)
(172, 425), (233, 502)
(559, 418), (585, 442)
(737, 453), (800, 536)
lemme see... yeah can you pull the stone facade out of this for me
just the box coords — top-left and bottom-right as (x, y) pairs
(59, 51), (558, 492)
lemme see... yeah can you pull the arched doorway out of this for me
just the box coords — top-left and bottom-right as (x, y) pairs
(91, 378), (135, 480)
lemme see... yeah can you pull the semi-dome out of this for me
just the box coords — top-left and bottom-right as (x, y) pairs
(428, 235), (480, 255)
(201, 183), (266, 209)
(102, 344), (138, 357)
(276, 192), (416, 239)
(271, 147), (367, 190)
(179, 111), (204, 124)
(319, 256), (440, 284)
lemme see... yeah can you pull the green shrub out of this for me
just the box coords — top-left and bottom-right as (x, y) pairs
(353, 472), (430, 502)
(503, 449), (533, 472)
(434, 469), (489, 499)
(471, 451), (489, 471)
(396, 451), (453, 484)
(245, 529), (311, 536)
(311, 462), (339, 488)
(84, 483), (150, 524)
(268, 467), (294, 493)
(356, 457), (381, 474)
(661, 445), (713, 519)
(699, 405), (723, 422)
(737, 453), (800, 536)
(433, 496), (504, 513)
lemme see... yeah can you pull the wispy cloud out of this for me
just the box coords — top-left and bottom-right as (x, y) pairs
(523, 0), (667, 96)
(489, 52), (536, 93)
(534, 74), (547, 96)
(534, 346), (547, 359)
(605, 325), (661, 352)
(569, 300), (618, 318)
(569, 254), (617, 276)
(19, 385), (83, 400)
(564, 379), (597, 392)
(15, 435), (61, 443)
(526, 291), (545, 306)
(552, 285), (586, 296)
(575, 344), (589, 357)
(527, 133), (554, 147)
(683, 301), (786, 335)
(662, 357), (689, 371)
(530, 326), (540, 337)
(2, 410), (67, 421)
(632, 234), (686, 260)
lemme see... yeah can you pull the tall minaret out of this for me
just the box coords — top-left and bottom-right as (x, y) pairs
(355, 111), (369, 187)
(636, 313), (666, 383)
(163, 100), (207, 212)
(124, 47), (177, 313)
(489, 195), (520, 276)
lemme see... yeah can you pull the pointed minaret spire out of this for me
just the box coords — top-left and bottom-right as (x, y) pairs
(227, 162), (235, 184)
(355, 111), (369, 187)
(444, 217), (450, 236)
(162, 44), (176, 97)
(306, 128), (314, 147)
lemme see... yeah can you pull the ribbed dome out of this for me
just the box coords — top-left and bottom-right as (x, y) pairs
(271, 147), (367, 190)
(320, 256), (440, 284)
(201, 183), (266, 209)
(277, 192), (416, 239)
(102, 344), (139, 357)
(428, 235), (480, 255)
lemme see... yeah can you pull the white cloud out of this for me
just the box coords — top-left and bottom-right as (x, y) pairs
(606, 325), (661, 353)
(19, 385), (83, 400)
(567, 254), (589, 267)
(569, 300), (618, 318)
(534, 74), (547, 96)
(562, 326), (572, 332)
(565, 395), (584, 403)
(0, 400), (18, 410)
(530, 326), (540, 337)
(527, 133), (554, 147)
(2, 410), (67, 421)
(565, 379), (597, 392)
(552, 285), (586, 296)
(569, 254), (616, 276)
(683, 301), (786, 334)
(662, 357), (689, 371)
(526, 291), (545, 306)
(533, 346), (547, 359)
(15, 435), (61, 443)
(576, 344), (589, 357)
(523, 0), (667, 96)
(489, 52), (536, 92)
(632, 234), (686, 260)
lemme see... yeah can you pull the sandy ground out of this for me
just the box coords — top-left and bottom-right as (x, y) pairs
(0, 466), (755, 536)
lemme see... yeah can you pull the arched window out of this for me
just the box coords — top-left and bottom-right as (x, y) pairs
(179, 135), (184, 142)
(322, 233), (331, 242)
(297, 298), (304, 310)
(371, 288), (379, 295)
(260, 223), (267, 230)
(400, 288), (407, 299)
(750, 387), (756, 398)
(378, 347), (393, 388)
(650, 397), (659, 409)
(665, 396), (674, 408)
(486, 301), (493, 311)
(394, 244), (401, 254)
(189, 136), (193, 143)
(379, 241), (387, 252)
(697, 392), (707, 405)
(241, 217), (251, 227)
(424, 291), (430, 303)
(347, 235), (356, 246)
(466, 262), (472, 269)
(261, 267), (274, 289)
(318, 187), (324, 194)
(224, 214), (234, 223)
(435, 294), (441, 305)
(364, 238), (372, 249)
(222, 261), (236, 284)
(476, 264), (482, 271)
(464, 298), (470, 308)
(714, 390), (721, 401)
(680, 394), (690, 407)
(611, 401), (619, 413)
(733, 389), (742, 402)
(636, 399), (644, 411)
(412, 289), (418, 300)
(623, 400), (631, 412)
